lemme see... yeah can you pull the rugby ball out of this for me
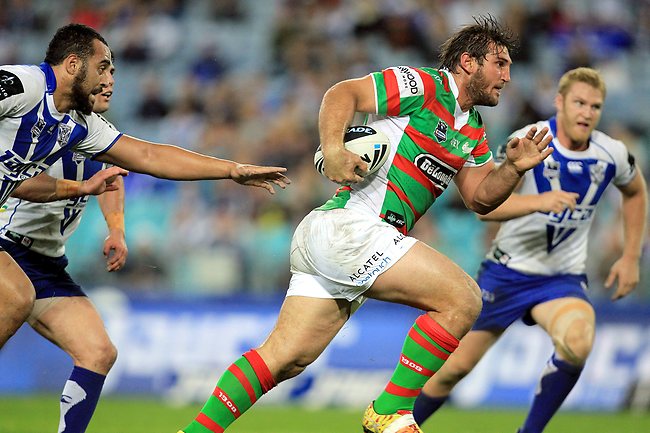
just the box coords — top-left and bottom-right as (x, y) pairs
(314, 126), (391, 177)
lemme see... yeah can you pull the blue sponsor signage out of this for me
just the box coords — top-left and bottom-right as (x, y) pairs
(1, 289), (648, 411)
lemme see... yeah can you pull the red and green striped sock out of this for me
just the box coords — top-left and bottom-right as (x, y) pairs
(373, 314), (459, 415)
(182, 349), (276, 433)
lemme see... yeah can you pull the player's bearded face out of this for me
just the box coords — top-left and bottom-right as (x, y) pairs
(71, 62), (100, 115)
(557, 82), (603, 147)
(467, 66), (498, 107)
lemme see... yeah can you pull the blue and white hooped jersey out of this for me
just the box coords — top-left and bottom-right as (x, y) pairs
(487, 118), (636, 275)
(0, 63), (121, 207)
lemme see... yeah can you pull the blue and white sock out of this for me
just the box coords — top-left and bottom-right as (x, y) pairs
(519, 353), (583, 433)
(58, 366), (106, 433)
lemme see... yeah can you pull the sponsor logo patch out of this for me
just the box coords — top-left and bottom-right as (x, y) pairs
(0, 70), (24, 101)
(414, 154), (457, 191)
(30, 118), (46, 141)
(349, 251), (392, 285)
(384, 210), (406, 229)
(434, 120), (448, 143)
(588, 163), (605, 184)
(543, 159), (560, 180)
(567, 161), (583, 174)
(72, 152), (86, 164)
(394, 66), (423, 98)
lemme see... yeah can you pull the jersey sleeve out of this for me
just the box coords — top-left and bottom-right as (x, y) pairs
(0, 66), (44, 118)
(371, 66), (434, 117)
(72, 112), (122, 158)
(464, 132), (493, 167)
(610, 139), (637, 186)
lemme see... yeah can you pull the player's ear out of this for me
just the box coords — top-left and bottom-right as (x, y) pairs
(458, 52), (475, 75)
(64, 54), (81, 77)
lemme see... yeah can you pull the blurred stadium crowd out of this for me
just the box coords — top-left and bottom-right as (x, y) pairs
(2, 0), (649, 298)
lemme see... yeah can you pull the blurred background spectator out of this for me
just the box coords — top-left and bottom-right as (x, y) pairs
(6, 0), (649, 299)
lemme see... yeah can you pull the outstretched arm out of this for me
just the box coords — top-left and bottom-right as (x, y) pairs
(455, 126), (553, 214)
(96, 135), (290, 194)
(97, 175), (127, 272)
(478, 190), (580, 221)
(606, 171), (648, 300)
(10, 166), (128, 202)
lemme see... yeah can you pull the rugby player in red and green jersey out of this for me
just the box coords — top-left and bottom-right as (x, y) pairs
(179, 16), (553, 433)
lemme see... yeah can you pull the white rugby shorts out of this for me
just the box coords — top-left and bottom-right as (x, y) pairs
(287, 208), (417, 302)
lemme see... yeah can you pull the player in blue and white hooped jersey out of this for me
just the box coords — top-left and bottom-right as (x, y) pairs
(0, 58), (125, 433)
(0, 24), (288, 356)
(414, 68), (648, 433)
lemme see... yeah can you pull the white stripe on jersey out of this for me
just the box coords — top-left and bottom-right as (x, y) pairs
(389, 66), (425, 99)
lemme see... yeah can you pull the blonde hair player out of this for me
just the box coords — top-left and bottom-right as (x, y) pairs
(413, 67), (648, 433)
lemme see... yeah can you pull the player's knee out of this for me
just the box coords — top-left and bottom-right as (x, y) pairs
(79, 339), (118, 373)
(551, 317), (594, 366)
(558, 319), (594, 365)
(258, 343), (318, 383)
(276, 352), (317, 382)
(2, 278), (35, 321)
(447, 276), (482, 331)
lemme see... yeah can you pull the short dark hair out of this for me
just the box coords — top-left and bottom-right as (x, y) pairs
(44, 23), (109, 66)
(439, 15), (517, 72)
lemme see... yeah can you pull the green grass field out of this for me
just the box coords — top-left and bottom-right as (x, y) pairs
(1, 394), (649, 433)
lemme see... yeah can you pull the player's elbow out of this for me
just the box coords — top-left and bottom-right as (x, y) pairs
(466, 199), (495, 216)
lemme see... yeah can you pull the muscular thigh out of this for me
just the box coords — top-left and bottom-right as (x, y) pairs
(0, 250), (34, 296)
(30, 296), (112, 357)
(367, 241), (479, 312)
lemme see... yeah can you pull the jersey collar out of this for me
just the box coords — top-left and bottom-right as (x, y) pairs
(39, 62), (57, 94)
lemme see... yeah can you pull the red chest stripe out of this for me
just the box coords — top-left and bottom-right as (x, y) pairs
(405, 125), (465, 170)
(387, 180), (421, 221)
(392, 153), (440, 196)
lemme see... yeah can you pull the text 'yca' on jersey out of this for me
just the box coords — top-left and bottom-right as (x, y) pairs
(489, 117), (637, 275)
(318, 66), (493, 234)
(0, 63), (121, 206)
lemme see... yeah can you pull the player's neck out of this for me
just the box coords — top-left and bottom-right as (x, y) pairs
(51, 67), (74, 113)
(52, 91), (72, 113)
(450, 74), (473, 112)
(555, 128), (589, 152)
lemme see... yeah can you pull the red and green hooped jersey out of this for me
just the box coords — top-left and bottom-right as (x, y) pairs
(318, 66), (493, 234)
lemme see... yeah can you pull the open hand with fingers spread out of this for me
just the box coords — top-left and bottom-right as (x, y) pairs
(504, 126), (554, 174)
(231, 164), (291, 194)
(80, 166), (129, 196)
